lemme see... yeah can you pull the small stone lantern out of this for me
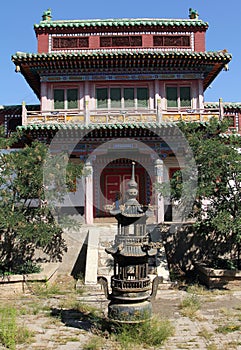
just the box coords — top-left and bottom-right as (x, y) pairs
(105, 162), (158, 323)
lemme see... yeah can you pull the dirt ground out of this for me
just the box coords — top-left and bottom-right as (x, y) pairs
(0, 276), (241, 350)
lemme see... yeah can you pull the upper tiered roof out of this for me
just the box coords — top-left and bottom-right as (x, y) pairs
(11, 8), (232, 100)
(12, 49), (231, 98)
(34, 17), (209, 30)
(34, 8), (208, 32)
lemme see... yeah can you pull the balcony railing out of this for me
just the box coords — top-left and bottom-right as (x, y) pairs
(22, 105), (222, 126)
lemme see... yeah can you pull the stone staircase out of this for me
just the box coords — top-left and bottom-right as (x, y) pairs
(58, 222), (170, 286)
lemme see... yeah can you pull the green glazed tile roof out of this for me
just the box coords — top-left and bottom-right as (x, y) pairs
(0, 104), (39, 112)
(18, 121), (211, 132)
(205, 102), (241, 110)
(12, 50), (231, 99)
(34, 17), (209, 30)
(12, 49), (231, 63)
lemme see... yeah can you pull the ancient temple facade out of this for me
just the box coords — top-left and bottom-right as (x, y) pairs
(11, 8), (234, 223)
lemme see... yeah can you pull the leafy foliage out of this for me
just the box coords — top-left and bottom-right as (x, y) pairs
(0, 129), (83, 273)
(159, 118), (241, 268)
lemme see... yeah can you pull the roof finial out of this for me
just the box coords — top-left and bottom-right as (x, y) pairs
(42, 9), (52, 22)
(189, 8), (199, 20)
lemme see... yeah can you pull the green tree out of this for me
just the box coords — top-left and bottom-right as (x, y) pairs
(160, 119), (241, 269)
(0, 128), (83, 274)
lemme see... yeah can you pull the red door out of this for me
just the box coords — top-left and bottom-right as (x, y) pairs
(96, 164), (150, 217)
(105, 174), (122, 203)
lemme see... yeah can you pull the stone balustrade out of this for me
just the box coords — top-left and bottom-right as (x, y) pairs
(22, 107), (221, 126)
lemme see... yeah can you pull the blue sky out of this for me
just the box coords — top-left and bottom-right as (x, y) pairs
(1, 0), (241, 105)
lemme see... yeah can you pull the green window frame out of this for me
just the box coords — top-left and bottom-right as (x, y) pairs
(96, 88), (108, 109)
(96, 86), (149, 109)
(54, 89), (65, 109)
(137, 88), (148, 108)
(67, 89), (78, 109)
(110, 88), (121, 108)
(180, 87), (191, 107)
(54, 88), (78, 110)
(166, 86), (191, 109)
(166, 87), (178, 108)
(124, 88), (135, 108)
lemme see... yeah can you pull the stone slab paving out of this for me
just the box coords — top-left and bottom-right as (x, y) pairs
(153, 289), (241, 350)
(1, 283), (241, 349)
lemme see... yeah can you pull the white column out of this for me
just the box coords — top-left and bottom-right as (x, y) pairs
(155, 159), (164, 223)
(84, 81), (90, 125)
(22, 101), (27, 126)
(198, 79), (204, 110)
(149, 81), (155, 110)
(85, 161), (93, 224)
(155, 80), (162, 122)
(41, 82), (49, 111)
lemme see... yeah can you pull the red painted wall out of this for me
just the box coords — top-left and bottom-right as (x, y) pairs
(89, 36), (99, 49)
(37, 33), (49, 53)
(142, 34), (153, 48)
(36, 30), (207, 52)
(194, 31), (206, 52)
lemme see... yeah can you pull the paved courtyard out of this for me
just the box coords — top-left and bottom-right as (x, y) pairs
(0, 277), (240, 349)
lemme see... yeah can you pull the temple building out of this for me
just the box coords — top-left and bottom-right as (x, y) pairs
(10, 8), (237, 224)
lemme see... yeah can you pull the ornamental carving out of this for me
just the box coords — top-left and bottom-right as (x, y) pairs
(100, 36), (142, 48)
(153, 35), (190, 47)
(52, 37), (89, 49)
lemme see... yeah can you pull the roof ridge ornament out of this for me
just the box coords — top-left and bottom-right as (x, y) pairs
(189, 8), (199, 20)
(42, 9), (52, 22)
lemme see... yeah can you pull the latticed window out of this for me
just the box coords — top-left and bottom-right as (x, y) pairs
(166, 86), (191, 109)
(52, 37), (89, 49)
(96, 87), (149, 109)
(100, 36), (142, 48)
(153, 35), (190, 47)
(54, 88), (78, 110)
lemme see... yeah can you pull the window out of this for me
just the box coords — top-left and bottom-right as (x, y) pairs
(180, 87), (191, 107)
(110, 88), (121, 108)
(100, 36), (142, 48)
(153, 35), (190, 48)
(52, 37), (89, 50)
(54, 89), (64, 109)
(54, 88), (78, 110)
(67, 89), (78, 109)
(124, 88), (135, 108)
(166, 86), (191, 109)
(137, 88), (148, 108)
(96, 88), (108, 109)
(96, 87), (149, 109)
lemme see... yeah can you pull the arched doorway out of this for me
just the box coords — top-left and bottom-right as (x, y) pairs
(95, 159), (152, 217)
